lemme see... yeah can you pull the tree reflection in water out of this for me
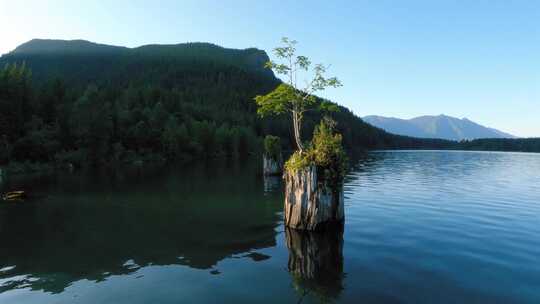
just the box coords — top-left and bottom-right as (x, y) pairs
(0, 161), (282, 294)
(285, 227), (344, 303)
(263, 175), (281, 194)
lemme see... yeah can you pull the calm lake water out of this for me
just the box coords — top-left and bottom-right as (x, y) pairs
(1, 151), (539, 303)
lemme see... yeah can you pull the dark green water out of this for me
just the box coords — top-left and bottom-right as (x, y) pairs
(1, 151), (539, 303)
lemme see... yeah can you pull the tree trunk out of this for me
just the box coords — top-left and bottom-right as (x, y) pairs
(284, 165), (344, 230)
(292, 111), (304, 152)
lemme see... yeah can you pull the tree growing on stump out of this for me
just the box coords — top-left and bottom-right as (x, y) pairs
(254, 38), (347, 231)
(254, 37), (341, 152)
(283, 118), (347, 230)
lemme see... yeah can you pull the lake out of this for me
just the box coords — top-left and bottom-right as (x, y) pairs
(1, 151), (539, 303)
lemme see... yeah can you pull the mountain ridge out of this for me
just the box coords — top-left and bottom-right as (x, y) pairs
(3, 38), (275, 84)
(363, 114), (516, 140)
(11, 39), (128, 55)
(2, 38), (452, 166)
(11, 39), (262, 54)
(1, 38), (537, 167)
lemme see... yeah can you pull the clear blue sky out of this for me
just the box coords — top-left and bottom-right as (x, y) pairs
(1, 0), (538, 137)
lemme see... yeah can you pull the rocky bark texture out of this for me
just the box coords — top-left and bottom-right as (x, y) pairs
(263, 154), (282, 176)
(286, 227), (344, 299)
(284, 165), (344, 230)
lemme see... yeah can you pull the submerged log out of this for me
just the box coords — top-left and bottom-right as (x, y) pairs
(284, 165), (344, 230)
(286, 227), (344, 300)
(263, 154), (283, 176)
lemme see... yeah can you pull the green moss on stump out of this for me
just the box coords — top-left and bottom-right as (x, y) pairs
(285, 118), (347, 186)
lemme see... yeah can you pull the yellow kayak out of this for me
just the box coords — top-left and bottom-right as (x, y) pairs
(3, 191), (26, 201)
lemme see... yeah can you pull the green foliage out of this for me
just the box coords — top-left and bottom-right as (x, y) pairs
(254, 37), (342, 151)
(264, 38), (342, 92)
(310, 117), (348, 184)
(284, 150), (313, 173)
(161, 116), (186, 160)
(0, 41), (537, 172)
(0, 51), (266, 168)
(458, 138), (540, 152)
(285, 118), (348, 184)
(254, 83), (296, 116)
(12, 115), (60, 162)
(0, 63), (32, 140)
(263, 135), (281, 161)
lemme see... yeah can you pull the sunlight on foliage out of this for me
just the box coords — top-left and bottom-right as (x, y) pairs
(285, 117), (347, 184)
(254, 37), (342, 152)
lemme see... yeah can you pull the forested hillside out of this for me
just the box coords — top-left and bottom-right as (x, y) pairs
(0, 39), (537, 170)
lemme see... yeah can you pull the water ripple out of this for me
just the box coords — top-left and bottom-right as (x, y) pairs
(343, 151), (540, 303)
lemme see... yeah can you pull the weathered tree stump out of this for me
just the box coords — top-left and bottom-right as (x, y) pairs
(263, 154), (283, 176)
(284, 165), (344, 230)
(286, 227), (344, 300)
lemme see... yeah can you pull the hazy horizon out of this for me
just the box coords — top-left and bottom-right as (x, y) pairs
(1, 0), (538, 137)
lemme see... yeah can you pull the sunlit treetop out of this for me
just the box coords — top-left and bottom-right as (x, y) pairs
(254, 37), (342, 151)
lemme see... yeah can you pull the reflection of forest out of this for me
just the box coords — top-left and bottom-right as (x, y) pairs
(286, 227), (344, 301)
(0, 162), (282, 294)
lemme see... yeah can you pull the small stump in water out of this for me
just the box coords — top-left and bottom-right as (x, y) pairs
(262, 135), (283, 176)
(263, 154), (283, 176)
(284, 165), (344, 230)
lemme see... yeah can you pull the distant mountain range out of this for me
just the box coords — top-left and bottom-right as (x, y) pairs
(363, 115), (517, 141)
